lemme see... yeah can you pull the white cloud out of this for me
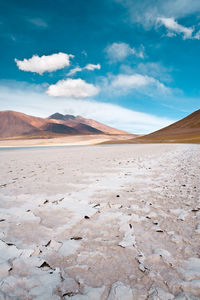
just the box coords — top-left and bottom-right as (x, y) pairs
(105, 42), (144, 62)
(0, 81), (175, 134)
(67, 63), (101, 76)
(194, 30), (200, 40)
(85, 63), (101, 71)
(121, 62), (173, 83)
(46, 78), (99, 99)
(67, 67), (82, 76)
(157, 17), (194, 39)
(116, 0), (200, 28)
(15, 52), (74, 75)
(110, 73), (169, 96)
(112, 74), (152, 88)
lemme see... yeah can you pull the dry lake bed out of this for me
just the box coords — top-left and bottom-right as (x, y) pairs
(0, 144), (200, 299)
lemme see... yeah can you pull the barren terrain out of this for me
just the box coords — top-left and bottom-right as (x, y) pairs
(0, 134), (134, 148)
(0, 144), (200, 299)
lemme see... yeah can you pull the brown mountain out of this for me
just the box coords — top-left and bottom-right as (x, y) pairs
(0, 110), (129, 139)
(0, 111), (46, 138)
(117, 109), (200, 144)
(48, 113), (129, 135)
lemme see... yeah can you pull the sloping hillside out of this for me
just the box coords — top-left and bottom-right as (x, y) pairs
(101, 109), (200, 144)
(134, 109), (200, 143)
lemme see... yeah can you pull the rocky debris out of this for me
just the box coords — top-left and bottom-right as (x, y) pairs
(52, 197), (64, 205)
(136, 252), (150, 273)
(151, 226), (164, 232)
(38, 261), (54, 271)
(191, 207), (200, 212)
(71, 237), (83, 240)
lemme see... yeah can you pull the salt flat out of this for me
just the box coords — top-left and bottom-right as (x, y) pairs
(0, 144), (199, 299)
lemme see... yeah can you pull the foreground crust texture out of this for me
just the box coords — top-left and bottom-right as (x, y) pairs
(0, 144), (199, 299)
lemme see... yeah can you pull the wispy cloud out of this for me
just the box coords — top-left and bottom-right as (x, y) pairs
(85, 63), (101, 71)
(46, 78), (99, 98)
(29, 18), (48, 28)
(0, 81), (175, 134)
(67, 63), (101, 76)
(116, 0), (200, 28)
(157, 17), (195, 39)
(120, 62), (173, 83)
(67, 67), (82, 76)
(105, 42), (144, 62)
(102, 73), (171, 98)
(15, 52), (74, 75)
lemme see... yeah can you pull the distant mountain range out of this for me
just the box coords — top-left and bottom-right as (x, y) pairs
(0, 110), (129, 138)
(1, 109), (199, 143)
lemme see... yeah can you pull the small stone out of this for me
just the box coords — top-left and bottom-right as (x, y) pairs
(153, 220), (159, 225)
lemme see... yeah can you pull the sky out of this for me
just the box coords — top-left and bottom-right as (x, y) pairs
(0, 0), (200, 133)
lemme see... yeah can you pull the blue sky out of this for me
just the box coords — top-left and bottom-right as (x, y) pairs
(0, 0), (200, 133)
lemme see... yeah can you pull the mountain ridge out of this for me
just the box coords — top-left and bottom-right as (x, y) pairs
(0, 110), (130, 138)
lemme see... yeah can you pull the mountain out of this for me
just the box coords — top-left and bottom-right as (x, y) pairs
(114, 109), (200, 144)
(48, 113), (128, 135)
(0, 110), (129, 139)
(48, 113), (76, 121)
(0, 111), (46, 138)
(144, 109), (200, 142)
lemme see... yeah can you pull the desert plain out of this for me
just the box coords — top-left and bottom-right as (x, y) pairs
(0, 143), (200, 299)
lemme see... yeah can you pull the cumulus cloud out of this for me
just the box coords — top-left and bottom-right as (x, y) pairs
(15, 52), (74, 75)
(157, 17), (194, 39)
(46, 78), (99, 98)
(105, 42), (144, 62)
(110, 73), (169, 96)
(67, 63), (101, 76)
(0, 81), (175, 134)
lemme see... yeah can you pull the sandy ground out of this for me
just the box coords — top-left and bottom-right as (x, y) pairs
(0, 134), (134, 148)
(0, 144), (200, 299)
